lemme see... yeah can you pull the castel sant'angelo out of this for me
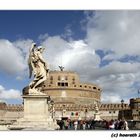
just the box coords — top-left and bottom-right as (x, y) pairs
(41, 67), (102, 119)
(1, 66), (139, 121)
(42, 67), (101, 105)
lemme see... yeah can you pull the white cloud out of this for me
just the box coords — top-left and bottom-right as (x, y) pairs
(13, 39), (33, 57)
(101, 95), (122, 103)
(16, 76), (23, 81)
(41, 35), (101, 81)
(0, 39), (33, 75)
(61, 40), (100, 78)
(38, 33), (49, 41)
(0, 85), (21, 100)
(84, 11), (140, 103)
(0, 39), (26, 74)
(86, 11), (140, 58)
(91, 61), (140, 79)
(62, 24), (73, 40)
(41, 35), (70, 70)
(87, 61), (140, 103)
(0, 100), (5, 103)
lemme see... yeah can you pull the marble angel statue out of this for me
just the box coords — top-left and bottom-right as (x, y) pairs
(27, 43), (49, 94)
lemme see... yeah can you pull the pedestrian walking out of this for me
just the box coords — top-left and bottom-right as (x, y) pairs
(74, 120), (78, 130)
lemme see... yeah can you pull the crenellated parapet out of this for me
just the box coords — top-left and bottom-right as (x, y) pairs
(53, 103), (97, 111)
(99, 103), (129, 111)
(5, 104), (23, 112)
(0, 103), (130, 112)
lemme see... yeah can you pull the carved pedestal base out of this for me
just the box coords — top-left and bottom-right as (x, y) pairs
(9, 94), (59, 130)
(94, 113), (102, 121)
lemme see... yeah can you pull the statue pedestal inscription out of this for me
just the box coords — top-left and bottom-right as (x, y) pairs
(9, 94), (59, 130)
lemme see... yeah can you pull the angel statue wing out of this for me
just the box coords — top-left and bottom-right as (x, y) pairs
(28, 43), (36, 78)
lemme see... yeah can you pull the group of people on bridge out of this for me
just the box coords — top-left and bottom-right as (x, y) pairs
(56, 119), (129, 130)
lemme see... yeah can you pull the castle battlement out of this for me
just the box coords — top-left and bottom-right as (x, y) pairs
(0, 103), (129, 112)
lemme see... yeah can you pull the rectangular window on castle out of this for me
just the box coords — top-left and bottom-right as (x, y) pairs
(58, 83), (61, 86)
(58, 82), (68, 87)
(65, 83), (68, 86)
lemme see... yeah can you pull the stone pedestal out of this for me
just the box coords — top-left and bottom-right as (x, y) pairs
(94, 104), (102, 121)
(94, 113), (102, 121)
(23, 95), (49, 121)
(8, 94), (59, 130)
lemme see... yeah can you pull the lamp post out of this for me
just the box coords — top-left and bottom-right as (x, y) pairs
(47, 96), (55, 119)
(111, 110), (113, 120)
(138, 89), (140, 98)
(137, 90), (140, 120)
(85, 108), (87, 120)
(121, 99), (124, 120)
(51, 100), (54, 119)
(47, 96), (51, 118)
(62, 104), (65, 118)
(47, 96), (51, 104)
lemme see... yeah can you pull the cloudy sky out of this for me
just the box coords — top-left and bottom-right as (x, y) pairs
(0, 10), (140, 104)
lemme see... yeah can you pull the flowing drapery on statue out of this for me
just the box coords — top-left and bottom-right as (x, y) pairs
(23, 43), (49, 95)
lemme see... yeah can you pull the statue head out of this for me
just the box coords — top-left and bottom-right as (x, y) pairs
(37, 46), (45, 53)
(32, 43), (37, 47)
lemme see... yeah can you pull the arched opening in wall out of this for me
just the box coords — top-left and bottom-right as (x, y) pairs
(65, 76), (68, 80)
(72, 77), (75, 84)
(50, 76), (53, 80)
(50, 76), (53, 84)
(58, 76), (61, 81)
